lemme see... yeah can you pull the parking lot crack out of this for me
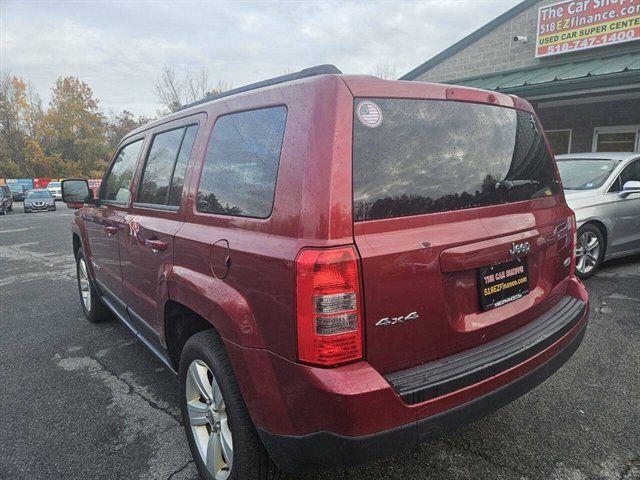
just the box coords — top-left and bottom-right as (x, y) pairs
(53, 352), (193, 478)
(166, 459), (194, 480)
(620, 456), (640, 480)
(6, 244), (62, 264)
(88, 353), (182, 423)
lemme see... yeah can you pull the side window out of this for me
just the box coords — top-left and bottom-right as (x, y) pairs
(137, 124), (198, 206)
(197, 106), (287, 218)
(168, 125), (198, 206)
(101, 140), (144, 203)
(609, 176), (622, 193)
(620, 160), (640, 185)
(609, 160), (640, 193)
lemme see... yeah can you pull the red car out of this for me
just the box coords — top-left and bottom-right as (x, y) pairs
(62, 65), (589, 480)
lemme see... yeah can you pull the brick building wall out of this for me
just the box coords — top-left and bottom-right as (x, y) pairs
(414, 0), (640, 83)
(537, 99), (640, 153)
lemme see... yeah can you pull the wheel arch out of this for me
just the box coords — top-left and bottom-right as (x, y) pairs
(579, 219), (609, 257)
(163, 298), (270, 430)
(165, 265), (264, 349)
(164, 300), (213, 370)
(72, 232), (82, 257)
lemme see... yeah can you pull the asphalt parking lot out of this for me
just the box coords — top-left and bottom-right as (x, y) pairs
(1, 203), (639, 480)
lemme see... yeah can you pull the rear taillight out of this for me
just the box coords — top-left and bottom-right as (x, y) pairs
(296, 246), (363, 367)
(568, 214), (577, 276)
(555, 214), (577, 278)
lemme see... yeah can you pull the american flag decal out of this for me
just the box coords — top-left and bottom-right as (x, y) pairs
(356, 100), (383, 128)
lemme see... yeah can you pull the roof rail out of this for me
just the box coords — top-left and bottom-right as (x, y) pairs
(179, 64), (342, 111)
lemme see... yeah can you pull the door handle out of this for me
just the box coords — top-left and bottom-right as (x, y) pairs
(104, 226), (118, 236)
(144, 239), (168, 253)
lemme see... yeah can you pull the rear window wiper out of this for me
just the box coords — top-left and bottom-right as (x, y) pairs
(495, 179), (540, 190)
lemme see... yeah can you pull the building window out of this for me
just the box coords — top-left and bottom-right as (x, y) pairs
(546, 130), (572, 155)
(592, 125), (640, 153)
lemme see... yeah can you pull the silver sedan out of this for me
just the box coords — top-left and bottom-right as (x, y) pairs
(556, 152), (640, 279)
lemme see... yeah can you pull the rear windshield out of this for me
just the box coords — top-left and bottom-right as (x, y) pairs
(353, 98), (560, 221)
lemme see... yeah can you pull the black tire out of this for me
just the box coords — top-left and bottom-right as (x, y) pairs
(575, 223), (604, 280)
(75, 248), (112, 322)
(179, 329), (283, 480)
(0, 203), (6, 215)
(7, 203), (12, 211)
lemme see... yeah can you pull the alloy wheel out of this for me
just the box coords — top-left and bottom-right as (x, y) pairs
(575, 231), (600, 275)
(186, 359), (233, 480)
(78, 258), (92, 311)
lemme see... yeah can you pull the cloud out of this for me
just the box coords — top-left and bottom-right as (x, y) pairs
(0, 0), (521, 116)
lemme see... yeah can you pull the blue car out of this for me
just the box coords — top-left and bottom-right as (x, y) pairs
(8, 183), (27, 201)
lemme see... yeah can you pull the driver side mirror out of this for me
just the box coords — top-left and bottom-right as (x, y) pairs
(619, 180), (640, 198)
(62, 179), (95, 208)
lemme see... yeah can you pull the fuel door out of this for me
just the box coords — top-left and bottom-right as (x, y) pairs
(210, 239), (231, 279)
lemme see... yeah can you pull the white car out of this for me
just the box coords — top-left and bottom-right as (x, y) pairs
(46, 181), (62, 200)
(556, 152), (640, 278)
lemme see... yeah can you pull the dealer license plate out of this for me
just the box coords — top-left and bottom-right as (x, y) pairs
(478, 257), (530, 310)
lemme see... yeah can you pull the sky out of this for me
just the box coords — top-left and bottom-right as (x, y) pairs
(1, 0), (521, 117)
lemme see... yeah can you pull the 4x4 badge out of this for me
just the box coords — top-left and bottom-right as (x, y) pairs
(375, 311), (419, 327)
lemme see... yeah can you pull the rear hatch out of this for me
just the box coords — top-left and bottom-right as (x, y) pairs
(352, 95), (574, 374)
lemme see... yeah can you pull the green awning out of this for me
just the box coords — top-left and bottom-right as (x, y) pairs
(450, 50), (640, 97)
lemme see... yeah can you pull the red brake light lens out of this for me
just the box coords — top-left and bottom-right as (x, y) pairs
(568, 214), (577, 276)
(296, 247), (363, 367)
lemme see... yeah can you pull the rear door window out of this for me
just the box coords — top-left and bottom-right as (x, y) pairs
(168, 125), (198, 206)
(137, 124), (198, 207)
(353, 99), (560, 221)
(197, 106), (287, 218)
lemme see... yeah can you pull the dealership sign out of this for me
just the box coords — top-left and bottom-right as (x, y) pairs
(536, 0), (640, 57)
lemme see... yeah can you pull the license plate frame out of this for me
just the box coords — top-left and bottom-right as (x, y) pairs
(478, 257), (530, 310)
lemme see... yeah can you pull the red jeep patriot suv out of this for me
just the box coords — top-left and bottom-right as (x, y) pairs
(62, 65), (589, 480)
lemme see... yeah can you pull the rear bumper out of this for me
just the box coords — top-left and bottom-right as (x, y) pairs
(226, 277), (589, 472)
(258, 321), (586, 472)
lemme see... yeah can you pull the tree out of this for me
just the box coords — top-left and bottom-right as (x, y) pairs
(154, 66), (183, 113)
(206, 80), (232, 98)
(0, 157), (21, 178)
(23, 139), (53, 177)
(23, 82), (44, 141)
(0, 74), (28, 176)
(0, 74), (51, 178)
(105, 110), (153, 152)
(40, 77), (108, 177)
(374, 62), (398, 80)
(185, 68), (210, 104)
(154, 65), (230, 113)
